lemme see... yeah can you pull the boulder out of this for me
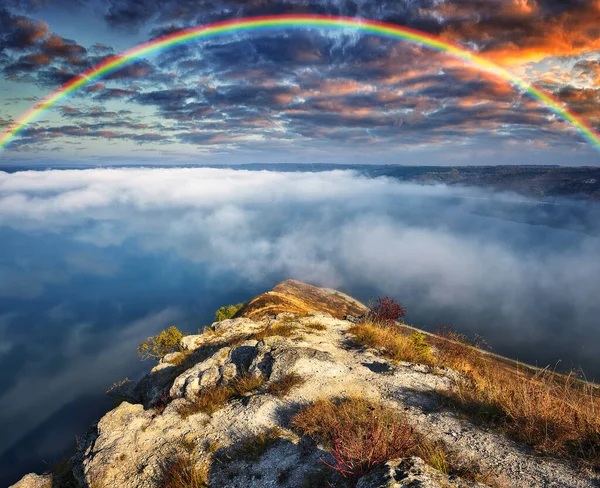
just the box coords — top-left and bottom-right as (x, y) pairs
(8, 474), (52, 488)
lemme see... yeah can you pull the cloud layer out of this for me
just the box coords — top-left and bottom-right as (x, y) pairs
(1, 167), (599, 365)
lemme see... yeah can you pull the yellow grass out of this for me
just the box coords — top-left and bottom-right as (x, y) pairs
(231, 372), (265, 395)
(252, 322), (298, 341)
(176, 373), (265, 419)
(266, 372), (305, 398)
(347, 323), (435, 366)
(433, 330), (600, 469)
(305, 321), (327, 331)
(156, 454), (209, 488)
(348, 320), (600, 470)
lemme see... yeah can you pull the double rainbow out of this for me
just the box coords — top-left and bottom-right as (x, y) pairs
(1, 14), (599, 152)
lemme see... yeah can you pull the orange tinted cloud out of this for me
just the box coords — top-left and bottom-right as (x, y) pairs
(439, 0), (600, 66)
(42, 33), (86, 58)
(319, 79), (375, 96)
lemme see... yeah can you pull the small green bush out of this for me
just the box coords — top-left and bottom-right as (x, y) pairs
(215, 303), (244, 322)
(138, 325), (184, 361)
(409, 331), (433, 363)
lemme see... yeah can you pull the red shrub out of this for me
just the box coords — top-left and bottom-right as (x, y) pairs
(368, 296), (407, 326)
(321, 416), (415, 485)
(153, 391), (171, 415)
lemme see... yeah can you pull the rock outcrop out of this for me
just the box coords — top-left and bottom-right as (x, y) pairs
(10, 281), (599, 488)
(234, 279), (367, 320)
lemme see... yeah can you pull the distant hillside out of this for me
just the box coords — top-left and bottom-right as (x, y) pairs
(4, 163), (600, 200)
(236, 164), (600, 200)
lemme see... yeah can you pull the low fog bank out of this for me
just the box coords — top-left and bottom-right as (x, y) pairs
(0, 167), (599, 483)
(1, 168), (599, 371)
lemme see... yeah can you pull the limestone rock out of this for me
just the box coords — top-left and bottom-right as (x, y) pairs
(356, 457), (488, 488)
(8, 474), (52, 488)
(212, 317), (256, 333)
(180, 333), (204, 351)
(160, 351), (184, 364)
(169, 347), (231, 399)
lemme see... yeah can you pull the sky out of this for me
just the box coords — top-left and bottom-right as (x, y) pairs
(0, 0), (600, 165)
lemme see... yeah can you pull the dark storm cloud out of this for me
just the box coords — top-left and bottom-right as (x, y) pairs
(41, 33), (86, 58)
(3, 52), (51, 76)
(100, 0), (600, 68)
(0, 115), (14, 128)
(105, 0), (154, 31)
(573, 59), (600, 94)
(106, 0), (436, 29)
(58, 105), (122, 118)
(170, 32), (411, 84)
(0, 9), (48, 50)
(0, 8), (98, 88)
(16, 123), (173, 146)
(89, 43), (114, 54)
(129, 132), (169, 142)
(35, 66), (77, 85)
(203, 84), (300, 108)
(555, 86), (600, 124)
(92, 87), (138, 100)
(0, 0), (85, 12)
(131, 88), (216, 120)
(104, 60), (155, 80)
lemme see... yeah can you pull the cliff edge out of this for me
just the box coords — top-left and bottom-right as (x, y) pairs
(11, 280), (599, 488)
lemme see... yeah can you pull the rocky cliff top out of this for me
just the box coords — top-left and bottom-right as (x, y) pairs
(11, 281), (599, 488)
(234, 279), (367, 320)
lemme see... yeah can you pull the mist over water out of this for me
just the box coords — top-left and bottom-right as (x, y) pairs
(1, 167), (599, 484)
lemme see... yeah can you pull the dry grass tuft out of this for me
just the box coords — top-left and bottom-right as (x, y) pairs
(305, 321), (327, 331)
(231, 372), (265, 396)
(433, 328), (600, 470)
(252, 322), (298, 341)
(236, 427), (286, 461)
(413, 435), (497, 485)
(347, 323), (435, 367)
(266, 372), (305, 398)
(176, 385), (235, 419)
(156, 453), (209, 488)
(292, 397), (372, 446)
(176, 373), (264, 419)
(165, 349), (193, 367)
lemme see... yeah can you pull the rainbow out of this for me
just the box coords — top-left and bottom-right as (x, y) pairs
(1, 14), (599, 152)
